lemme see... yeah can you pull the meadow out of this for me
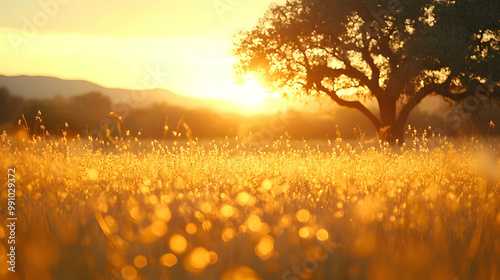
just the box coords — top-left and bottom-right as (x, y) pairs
(1, 127), (500, 280)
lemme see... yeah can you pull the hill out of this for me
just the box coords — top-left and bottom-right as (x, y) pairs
(0, 75), (209, 110)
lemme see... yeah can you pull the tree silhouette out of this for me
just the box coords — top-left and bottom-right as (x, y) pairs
(233, 0), (500, 143)
(0, 87), (23, 125)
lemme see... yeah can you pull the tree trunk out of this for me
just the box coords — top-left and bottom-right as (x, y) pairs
(377, 125), (404, 145)
(336, 93), (407, 145)
(388, 125), (405, 145)
(376, 97), (405, 145)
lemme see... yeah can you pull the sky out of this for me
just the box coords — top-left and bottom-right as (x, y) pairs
(0, 0), (285, 105)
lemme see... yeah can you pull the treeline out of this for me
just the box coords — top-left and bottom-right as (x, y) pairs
(1, 87), (499, 141)
(0, 88), (236, 140)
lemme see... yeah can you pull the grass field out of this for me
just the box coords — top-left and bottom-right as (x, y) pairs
(1, 130), (500, 280)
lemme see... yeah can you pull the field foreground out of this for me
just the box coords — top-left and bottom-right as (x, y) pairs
(1, 133), (500, 280)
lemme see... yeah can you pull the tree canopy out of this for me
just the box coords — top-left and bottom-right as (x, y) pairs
(233, 0), (500, 143)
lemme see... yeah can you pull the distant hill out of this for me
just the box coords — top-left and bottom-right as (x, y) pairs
(0, 75), (210, 110)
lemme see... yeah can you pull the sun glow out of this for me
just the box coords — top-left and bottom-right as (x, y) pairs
(202, 75), (279, 112)
(232, 78), (271, 106)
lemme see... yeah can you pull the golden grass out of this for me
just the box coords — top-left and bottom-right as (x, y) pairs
(0, 130), (500, 280)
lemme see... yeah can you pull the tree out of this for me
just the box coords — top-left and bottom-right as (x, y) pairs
(0, 87), (23, 125)
(233, 0), (500, 143)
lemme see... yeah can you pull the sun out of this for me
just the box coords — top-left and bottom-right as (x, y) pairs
(212, 75), (275, 111)
(194, 73), (280, 113)
(232, 78), (270, 106)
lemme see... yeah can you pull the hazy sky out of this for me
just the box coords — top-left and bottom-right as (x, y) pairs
(0, 0), (284, 103)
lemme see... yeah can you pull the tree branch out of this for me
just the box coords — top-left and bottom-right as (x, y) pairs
(314, 83), (382, 129)
(314, 64), (382, 98)
(396, 83), (439, 129)
(331, 38), (384, 97)
(397, 77), (500, 129)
